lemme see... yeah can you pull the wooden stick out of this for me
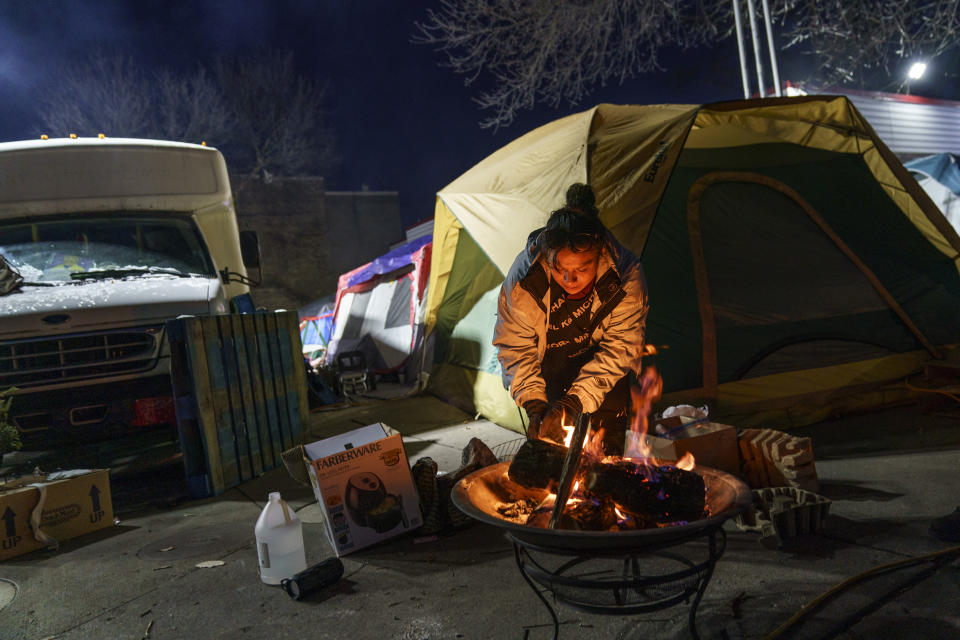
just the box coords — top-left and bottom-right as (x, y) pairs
(548, 412), (591, 529)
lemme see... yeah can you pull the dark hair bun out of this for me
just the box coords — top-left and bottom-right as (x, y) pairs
(565, 183), (597, 217)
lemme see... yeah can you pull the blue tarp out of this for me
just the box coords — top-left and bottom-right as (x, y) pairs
(301, 312), (335, 348)
(346, 234), (432, 288)
(906, 153), (960, 195)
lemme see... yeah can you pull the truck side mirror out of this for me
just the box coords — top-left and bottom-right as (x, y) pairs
(239, 230), (261, 269)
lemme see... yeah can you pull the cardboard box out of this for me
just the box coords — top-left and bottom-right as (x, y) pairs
(0, 469), (114, 561)
(303, 424), (421, 556)
(629, 421), (741, 477)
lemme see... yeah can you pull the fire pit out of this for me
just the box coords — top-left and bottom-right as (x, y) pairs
(451, 458), (751, 639)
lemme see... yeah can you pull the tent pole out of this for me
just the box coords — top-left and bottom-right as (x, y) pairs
(761, 0), (782, 97)
(746, 0), (766, 97)
(732, 0), (751, 99)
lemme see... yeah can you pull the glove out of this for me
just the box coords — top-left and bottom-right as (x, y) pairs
(522, 399), (548, 440)
(539, 394), (583, 445)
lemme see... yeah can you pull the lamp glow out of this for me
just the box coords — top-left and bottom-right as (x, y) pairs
(908, 62), (927, 80)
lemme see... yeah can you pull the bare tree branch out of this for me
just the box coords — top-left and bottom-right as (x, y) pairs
(213, 50), (337, 180)
(36, 51), (153, 138)
(34, 49), (337, 179)
(414, 0), (731, 129)
(777, 0), (960, 90)
(154, 65), (235, 144)
(415, 0), (960, 128)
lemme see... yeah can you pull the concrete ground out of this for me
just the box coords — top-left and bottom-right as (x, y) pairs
(2, 385), (959, 640)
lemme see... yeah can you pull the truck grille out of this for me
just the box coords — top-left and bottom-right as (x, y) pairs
(0, 326), (162, 388)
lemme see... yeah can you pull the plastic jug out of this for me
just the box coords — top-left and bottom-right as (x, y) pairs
(255, 492), (307, 585)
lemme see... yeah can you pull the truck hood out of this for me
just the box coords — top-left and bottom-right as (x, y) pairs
(0, 276), (223, 338)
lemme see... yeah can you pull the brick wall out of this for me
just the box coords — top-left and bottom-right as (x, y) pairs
(231, 176), (403, 312)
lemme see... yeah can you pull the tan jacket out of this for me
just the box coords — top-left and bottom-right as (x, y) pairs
(493, 229), (649, 414)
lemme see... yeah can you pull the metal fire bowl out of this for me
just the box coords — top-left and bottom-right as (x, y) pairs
(451, 461), (752, 554)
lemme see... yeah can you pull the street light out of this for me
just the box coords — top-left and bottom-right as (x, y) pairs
(908, 62), (927, 80)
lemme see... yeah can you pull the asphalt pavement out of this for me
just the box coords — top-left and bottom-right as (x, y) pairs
(2, 385), (959, 640)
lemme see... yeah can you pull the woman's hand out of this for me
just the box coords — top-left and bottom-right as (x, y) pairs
(538, 395), (583, 444)
(522, 399), (548, 440)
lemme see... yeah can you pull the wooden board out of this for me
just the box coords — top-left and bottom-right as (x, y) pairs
(167, 311), (309, 497)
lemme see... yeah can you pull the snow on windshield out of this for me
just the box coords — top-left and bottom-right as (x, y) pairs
(0, 275), (212, 316)
(0, 215), (214, 283)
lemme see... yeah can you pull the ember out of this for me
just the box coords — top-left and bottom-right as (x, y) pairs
(495, 496), (541, 523)
(527, 493), (620, 531)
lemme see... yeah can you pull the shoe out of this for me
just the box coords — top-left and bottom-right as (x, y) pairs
(930, 507), (960, 543)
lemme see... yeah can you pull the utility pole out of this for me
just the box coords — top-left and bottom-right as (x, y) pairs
(746, 0), (766, 96)
(732, 0), (783, 98)
(762, 0), (782, 97)
(732, 0), (751, 99)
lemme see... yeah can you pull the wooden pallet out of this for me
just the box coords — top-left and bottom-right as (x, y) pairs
(167, 312), (309, 497)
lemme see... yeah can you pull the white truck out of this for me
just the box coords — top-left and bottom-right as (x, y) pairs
(0, 137), (260, 448)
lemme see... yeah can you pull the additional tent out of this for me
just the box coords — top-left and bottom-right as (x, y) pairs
(423, 96), (960, 432)
(299, 296), (336, 358)
(326, 235), (432, 382)
(905, 153), (960, 232)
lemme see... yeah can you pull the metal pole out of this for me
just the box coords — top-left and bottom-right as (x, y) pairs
(761, 0), (782, 96)
(732, 0), (751, 99)
(746, 0), (766, 97)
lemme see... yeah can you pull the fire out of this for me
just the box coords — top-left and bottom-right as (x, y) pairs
(515, 353), (707, 532)
(623, 366), (663, 461)
(583, 427), (607, 460)
(565, 480), (582, 506)
(676, 452), (695, 471)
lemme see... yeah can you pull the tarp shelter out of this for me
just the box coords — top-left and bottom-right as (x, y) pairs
(905, 153), (960, 232)
(299, 296), (335, 358)
(326, 235), (432, 381)
(423, 95), (960, 432)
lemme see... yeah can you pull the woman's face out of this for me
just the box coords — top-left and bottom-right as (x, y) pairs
(551, 247), (600, 296)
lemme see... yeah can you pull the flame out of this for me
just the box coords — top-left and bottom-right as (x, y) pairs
(623, 366), (663, 461)
(583, 427), (606, 459)
(642, 344), (658, 356)
(564, 480), (582, 506)
(561, 424), (575, 447)
(676, 452), (695, 471)
(614, 506), (627, 520)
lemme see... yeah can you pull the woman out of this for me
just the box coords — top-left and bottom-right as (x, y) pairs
(493, 183), (649, 455)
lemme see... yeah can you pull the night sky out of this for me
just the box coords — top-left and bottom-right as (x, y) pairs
(0, 1), (932, 228)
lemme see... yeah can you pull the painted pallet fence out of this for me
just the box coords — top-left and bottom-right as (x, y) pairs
(167, 311), (309, 497)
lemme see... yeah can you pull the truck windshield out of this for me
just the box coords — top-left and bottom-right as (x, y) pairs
(0, 214), (215, 283)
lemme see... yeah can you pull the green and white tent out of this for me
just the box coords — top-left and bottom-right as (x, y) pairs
(423, 96), (960, 432)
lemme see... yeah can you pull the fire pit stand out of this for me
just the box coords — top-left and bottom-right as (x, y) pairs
(510, 525), (726, 640)
(451, 459), (751, 640)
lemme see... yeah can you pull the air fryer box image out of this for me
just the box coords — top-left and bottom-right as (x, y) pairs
(303, 423), (421, 556)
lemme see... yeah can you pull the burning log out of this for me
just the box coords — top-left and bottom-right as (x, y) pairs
(582, 460), (706, 525)
(507, 439), (567, 490)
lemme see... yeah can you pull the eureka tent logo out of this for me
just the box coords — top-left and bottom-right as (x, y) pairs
(643, 141), (671, 183)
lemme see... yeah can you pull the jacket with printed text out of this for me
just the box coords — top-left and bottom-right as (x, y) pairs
(493, 228), (649, 414)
